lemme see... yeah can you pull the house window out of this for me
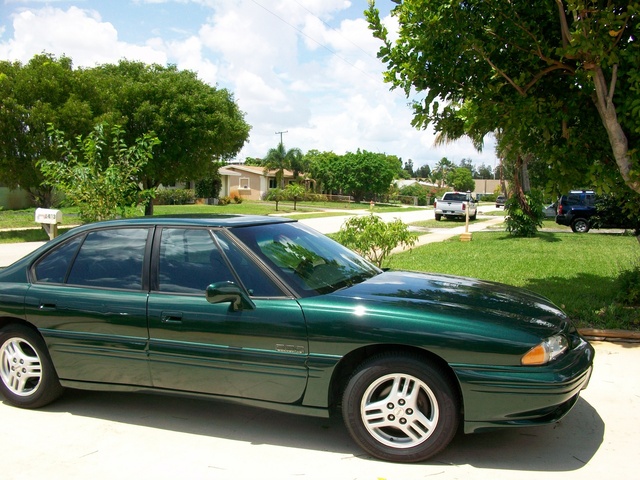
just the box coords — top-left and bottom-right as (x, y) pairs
(269, 178), (278, 189)
(240, 177), (250, 189)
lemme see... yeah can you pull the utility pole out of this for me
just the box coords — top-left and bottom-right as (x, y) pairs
(275, 130), (288, 146)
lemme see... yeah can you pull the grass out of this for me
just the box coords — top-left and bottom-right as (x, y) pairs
(410, 218), (489, 229)
(387, 231), (640, 331)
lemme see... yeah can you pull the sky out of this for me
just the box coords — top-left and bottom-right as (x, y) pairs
(0, 0), (498, 171)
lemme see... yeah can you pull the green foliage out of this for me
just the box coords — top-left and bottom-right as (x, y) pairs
(155, 188), (195, 205)
(0, 54), (250, 214)
(366, 0), (640, 196)
(446, 167), (475, 192)
(334, 214), (417, 267)
(616, 257), (640, 306)
(263, 143), (303, 189)
(40, 123), (159, 222)
(504, 190), (545, 237)
(399, 183), (429, 206)
(265, 188), (286, 211)
(195, 168), (223, 199)
(0, 54), (94, 205)
(284, 183), (306, 210)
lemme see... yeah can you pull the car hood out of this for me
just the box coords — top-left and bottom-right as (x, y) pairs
(332, 270), (569, 336)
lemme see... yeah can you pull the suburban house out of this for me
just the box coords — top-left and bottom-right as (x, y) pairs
(219, 165), (296, 201)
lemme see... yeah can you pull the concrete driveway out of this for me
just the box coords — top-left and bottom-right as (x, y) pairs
(0, 341), (637, 480)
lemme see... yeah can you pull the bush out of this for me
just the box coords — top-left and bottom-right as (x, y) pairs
(155, 188), (195, 205)
(334, 214), (417, 267)
(218, 196), (231, 205)
(504, 190), (545, 237)
(399, 184), (429, 206)
(617, 259), (640, 306)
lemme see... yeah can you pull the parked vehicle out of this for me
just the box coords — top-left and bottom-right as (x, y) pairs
(434, 192), (477, 221)
(0, 215), (594, 463)
(495, 195), (506, 208)
(555, 190), (596, 232)
(543, 201), (558, 218)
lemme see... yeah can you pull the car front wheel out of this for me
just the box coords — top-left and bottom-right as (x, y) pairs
(342, 353), (459, 463)
(0, 324), (64, 408)
(571, 218), (590, 233)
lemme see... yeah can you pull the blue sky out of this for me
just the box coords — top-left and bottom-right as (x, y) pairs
(1, 0), (498, 170)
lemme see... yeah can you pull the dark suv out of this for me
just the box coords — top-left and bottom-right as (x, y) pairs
(555, 190), (596, 233)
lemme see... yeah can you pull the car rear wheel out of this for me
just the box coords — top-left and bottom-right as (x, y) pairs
(571, 218), (590, 233)
(342, 353), (459, 463)
(435, 214), (442, 221)
(0, 324), (64, 408)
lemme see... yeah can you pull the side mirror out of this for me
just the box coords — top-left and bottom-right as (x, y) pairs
(205, 281), (255, 311)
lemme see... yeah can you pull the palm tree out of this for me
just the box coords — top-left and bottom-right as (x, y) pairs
(263, 143), (303, 189)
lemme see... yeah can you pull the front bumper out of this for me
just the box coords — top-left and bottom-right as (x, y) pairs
(453, 336), (595, 433)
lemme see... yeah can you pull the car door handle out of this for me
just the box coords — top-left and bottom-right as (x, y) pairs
(161, 311), (183, 324)
(39, 303), (57, 310)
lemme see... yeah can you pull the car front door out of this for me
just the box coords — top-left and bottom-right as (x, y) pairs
(146, 227), (308, 403)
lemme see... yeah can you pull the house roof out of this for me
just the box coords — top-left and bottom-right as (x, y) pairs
(222, 164), (294, 177)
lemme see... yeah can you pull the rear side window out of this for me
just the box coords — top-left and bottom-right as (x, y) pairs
(33, 236), (83, 283)
(66, 228), (149, 290)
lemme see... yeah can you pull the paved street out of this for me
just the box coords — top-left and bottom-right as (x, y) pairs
(0, 340), (637, 480)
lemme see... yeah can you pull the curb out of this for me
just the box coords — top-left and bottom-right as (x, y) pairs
(579, 328), (640, 343)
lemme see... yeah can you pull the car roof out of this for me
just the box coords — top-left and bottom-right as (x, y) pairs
(67, 214), (295, 233)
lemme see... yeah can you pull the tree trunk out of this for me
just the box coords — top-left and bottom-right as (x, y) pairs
(591, 65), (640, 194)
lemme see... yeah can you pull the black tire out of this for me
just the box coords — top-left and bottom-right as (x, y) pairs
(342, 353), (460, 463)
(435, 214), (442, 221)
(470, 212), (477, 221)
(0, 324), (64, 408)
(571, 217), (590, 233)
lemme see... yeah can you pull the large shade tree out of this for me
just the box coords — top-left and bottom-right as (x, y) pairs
(366, 1), (639, 195)
(0, 54), (95, 206)
(0, 55), (251, 213)
(84, 61), (250, 214)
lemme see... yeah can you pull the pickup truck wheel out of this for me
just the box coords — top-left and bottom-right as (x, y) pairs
(571, 218), (590, 233)
(470, 212), (477, 221)
(435, 214), (442, 221)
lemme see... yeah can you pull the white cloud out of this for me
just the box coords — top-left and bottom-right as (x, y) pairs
(0, 6), (167, 67)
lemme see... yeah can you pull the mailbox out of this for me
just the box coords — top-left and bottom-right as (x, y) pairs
(35, 208), (63, 225)
(35, 208), (63, 239)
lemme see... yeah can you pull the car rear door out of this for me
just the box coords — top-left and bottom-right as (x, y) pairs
(146, 227), (309, 403)
(25, 227), (152, 386)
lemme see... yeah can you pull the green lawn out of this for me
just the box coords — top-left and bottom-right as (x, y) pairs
(387, 231), (640, 330)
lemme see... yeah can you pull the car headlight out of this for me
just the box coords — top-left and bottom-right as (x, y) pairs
(521, 335), (569, 365)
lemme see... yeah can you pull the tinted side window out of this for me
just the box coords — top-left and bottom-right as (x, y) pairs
(33, 235), (83, 283)
(157, 228), (236, 294)
(212, 231), (285, 297)
(66, 228), (149, 290)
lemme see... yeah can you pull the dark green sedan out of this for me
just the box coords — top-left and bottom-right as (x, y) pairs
(0, 215), (594, 462)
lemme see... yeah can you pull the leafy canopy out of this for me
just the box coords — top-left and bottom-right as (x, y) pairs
(40, 124), (159, 222)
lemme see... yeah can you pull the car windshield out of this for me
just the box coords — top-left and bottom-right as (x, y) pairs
(230, 221), (382, 296)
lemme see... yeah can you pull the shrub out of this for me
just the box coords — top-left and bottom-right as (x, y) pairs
(504, 190), (545, 237)
(334, 214), (417, 267)
(155, 188), (195, 205)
